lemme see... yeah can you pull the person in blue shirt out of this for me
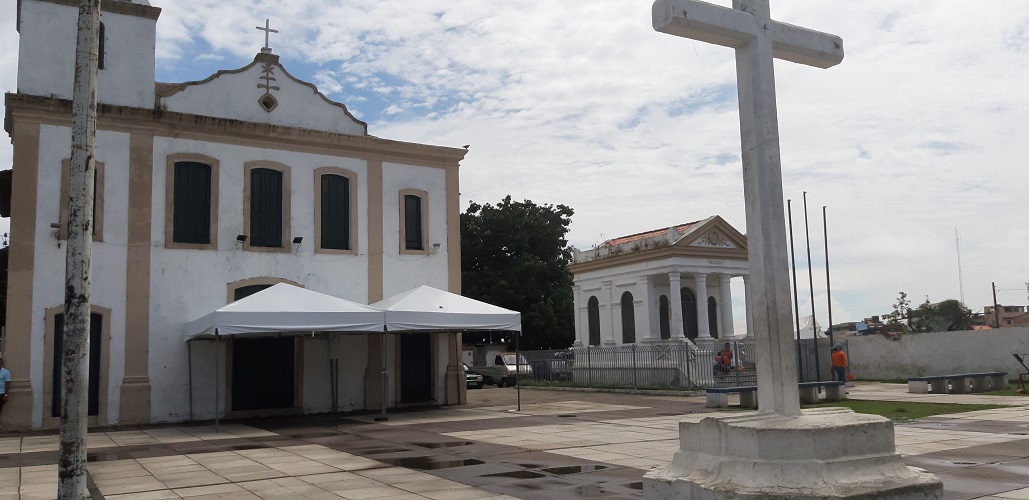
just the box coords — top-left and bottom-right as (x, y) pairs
(0, 358), (10, 415)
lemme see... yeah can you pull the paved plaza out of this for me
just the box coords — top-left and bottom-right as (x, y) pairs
(0, 383), (1027, 499)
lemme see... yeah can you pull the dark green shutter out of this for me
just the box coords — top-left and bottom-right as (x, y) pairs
(320, 175), (350, 250)
(404, 194), (422, 250)
(172, 162), (211, 244)
(250, 168), (282, 247)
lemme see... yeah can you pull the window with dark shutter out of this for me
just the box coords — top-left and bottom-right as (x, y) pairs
(172, 162), (211, 244)
(250, 168), (283, 247)
(404, 194), (423, 250)
(320, 174), (350, 250)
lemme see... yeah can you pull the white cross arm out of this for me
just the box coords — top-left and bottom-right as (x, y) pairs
(653, 0), (843, 69)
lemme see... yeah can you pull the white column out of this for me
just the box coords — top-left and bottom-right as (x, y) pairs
(720, 274), (734, 338)
(602, 280), (616, 346)
(695, 273), (711, 339)
(638, 276), (655, 343)
(669, 272), (685, 340)
(572, 286), (584, 347)
(743, 274), (754, 338)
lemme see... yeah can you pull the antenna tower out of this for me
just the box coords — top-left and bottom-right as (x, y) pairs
(955, 227), (965, 304)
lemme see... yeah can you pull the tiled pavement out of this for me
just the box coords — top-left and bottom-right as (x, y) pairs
(0, 382), (1027, 499)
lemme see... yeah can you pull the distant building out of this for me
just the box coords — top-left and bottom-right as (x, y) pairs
(568, 216), (750, 347)
(983, 305), (1027, 328)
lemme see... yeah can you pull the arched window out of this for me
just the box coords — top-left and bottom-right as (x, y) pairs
(659, 295), (670, 339)
(681, 288), (698, 340)
(708, 296), (719, 338)
(621, 292), (636, 344)
(587, 296), (600, 346)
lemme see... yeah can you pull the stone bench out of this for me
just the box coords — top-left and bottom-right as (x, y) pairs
(907, 372), (1007, 394)
(798, 380), (846, 404)
(705, 386), (757, 409)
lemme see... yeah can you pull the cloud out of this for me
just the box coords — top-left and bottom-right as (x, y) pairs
(2, 0), (1028, 325)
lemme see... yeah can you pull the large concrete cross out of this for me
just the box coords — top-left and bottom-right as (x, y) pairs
(653, 0), (843, 417)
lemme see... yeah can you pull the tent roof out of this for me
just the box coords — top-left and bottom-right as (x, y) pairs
(184, 283), (385, 340)
(372, 285), (521, 332)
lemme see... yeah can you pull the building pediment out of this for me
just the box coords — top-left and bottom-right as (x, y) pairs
(156, 52), (367, 136)
(678, 216), (747, 251)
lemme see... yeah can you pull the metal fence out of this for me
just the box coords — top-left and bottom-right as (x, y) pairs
(519, 340), (757, 390)
(519, 338), (843, 390)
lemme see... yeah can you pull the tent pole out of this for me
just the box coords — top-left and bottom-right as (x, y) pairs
(187, 341), (194, 421)
(516, 331), (521, 412)
(214, 337), (220, 432)
(375, 329), (388, 421)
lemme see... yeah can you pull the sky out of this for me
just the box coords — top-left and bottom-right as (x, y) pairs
(2, 1), (1028, 334)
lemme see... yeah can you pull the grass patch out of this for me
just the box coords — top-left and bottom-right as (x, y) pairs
(977, 381), (1029, 397)
(805, 400), (1005, 422)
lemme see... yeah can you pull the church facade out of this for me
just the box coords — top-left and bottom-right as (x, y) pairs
(4, 0), (467, 429)
(569, 216), (751, 347)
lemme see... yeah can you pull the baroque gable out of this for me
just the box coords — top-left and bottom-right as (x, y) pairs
(156, 52), (367, 136)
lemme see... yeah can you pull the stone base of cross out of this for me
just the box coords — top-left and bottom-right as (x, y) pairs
(643, 1), (941, 498)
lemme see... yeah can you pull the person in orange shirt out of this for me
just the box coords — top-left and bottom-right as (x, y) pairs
(831, 344), (848, 382)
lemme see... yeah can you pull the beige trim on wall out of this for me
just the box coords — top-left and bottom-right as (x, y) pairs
(4, 117), (41, 429)
(6, 95), (468, 171)
(398, 188), (429, 256)
(445, 166), (461, 293)
(122, 130), (154, 424)
(59, 159), (105, 242)
(242, 161), (292, 253)
(225, 277), (302, 303)
(313, 167), (358, 256)
(164, 153), (220, 250)
(42, 305), (113, 428)
(367, 160), (384, 303)
(35, 0), (162, 19)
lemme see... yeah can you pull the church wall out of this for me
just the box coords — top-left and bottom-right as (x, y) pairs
(380, 162), (450, 296)
(17, 0), (157, 109)
(146, 136), (381, 421)
(27, 125), (134, 426)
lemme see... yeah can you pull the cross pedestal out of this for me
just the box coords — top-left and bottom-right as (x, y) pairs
(643, 1), (941, 497)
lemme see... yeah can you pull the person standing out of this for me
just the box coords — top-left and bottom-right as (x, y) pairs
(0, 358), (10, 416)
(831, 344), (848, 382)
(715, 343), (733, 376)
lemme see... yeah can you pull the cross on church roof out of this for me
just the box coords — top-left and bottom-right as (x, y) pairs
(257, 19), (278, 54)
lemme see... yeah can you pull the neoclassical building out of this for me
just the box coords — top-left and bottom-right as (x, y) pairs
(3, 0), (467, 429)
(569, 216), (751, 347)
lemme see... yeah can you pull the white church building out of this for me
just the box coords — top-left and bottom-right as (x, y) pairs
(3, 0), (467, 429)
(569, 216), (752, 347)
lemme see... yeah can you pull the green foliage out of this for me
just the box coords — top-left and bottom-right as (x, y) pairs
(806, 400), (1004, 422)
(881, 292), (974, 333)
(461, 196), (575, 350)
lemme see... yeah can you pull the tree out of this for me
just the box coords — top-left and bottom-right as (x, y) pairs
(881, 291), (912, 330)
(461, 196), (575, 350)
(934, 299), (974, 331)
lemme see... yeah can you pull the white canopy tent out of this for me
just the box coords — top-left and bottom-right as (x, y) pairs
(183, 283), (384, 339)
(182, 283), (385, 427)
(371, 285), (521, 332)
(370, 285), (522, 418)
(182, 283), (522, 425)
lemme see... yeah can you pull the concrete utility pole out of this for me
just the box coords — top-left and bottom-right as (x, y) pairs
(60, 0), (101, 498)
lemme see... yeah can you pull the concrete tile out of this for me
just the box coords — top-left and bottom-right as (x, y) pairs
(174, 482), (251, 497)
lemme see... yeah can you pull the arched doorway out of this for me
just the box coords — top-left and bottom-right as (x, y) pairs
(659, 295), (670, 339)
(587, 296), (601, 346)
(681, 288), (698, 340)
(708, 296), (719, 339)
(621, 292), (636, 344)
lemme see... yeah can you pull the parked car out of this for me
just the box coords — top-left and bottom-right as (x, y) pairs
(533, 349), (574, 381)
(463, 363), (484, 389)
(472, 352), (533, 387)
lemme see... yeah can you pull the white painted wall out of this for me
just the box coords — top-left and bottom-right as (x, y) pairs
(17, 0), (156, 108)
(380, 162), (450, 297)
(847, 327), (1029, 380)
(160, 62), (364, 135)
(29, 125), (132, 426)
